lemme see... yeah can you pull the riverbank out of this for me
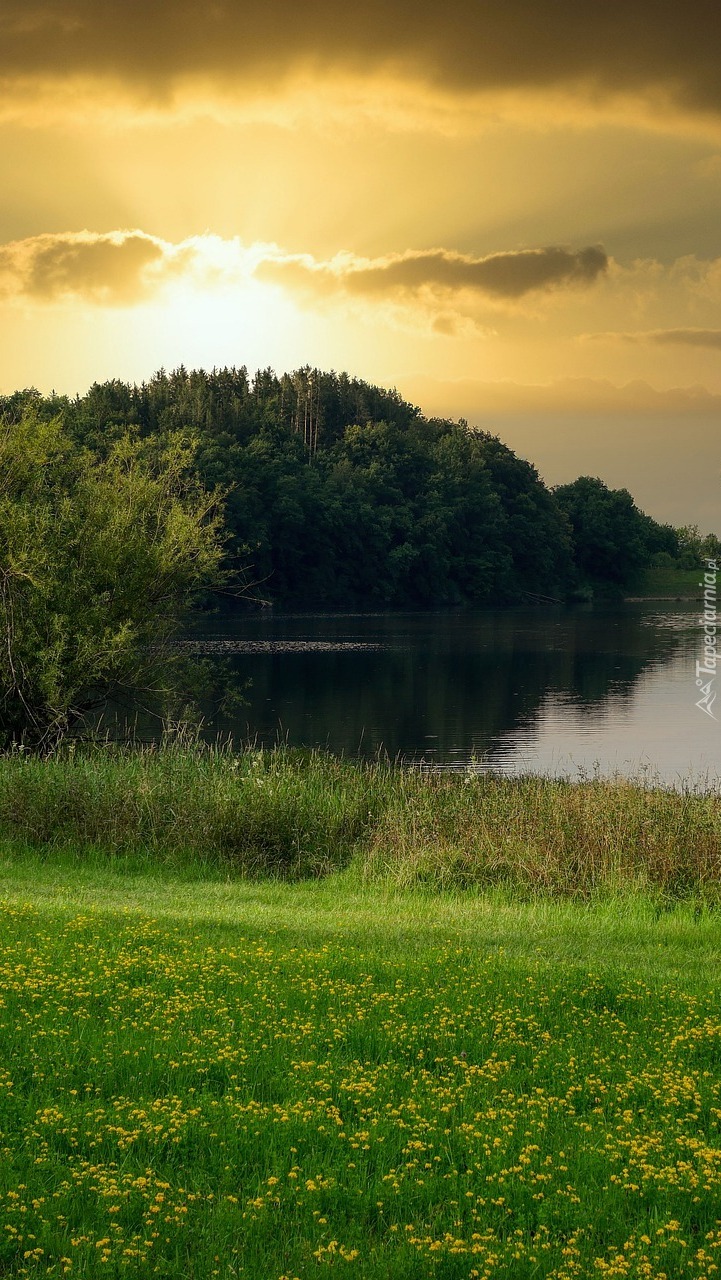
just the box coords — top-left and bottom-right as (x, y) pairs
(0, 854), (720, 1278)
(625, 565), (705, 600)
(1, 746), (720, 899)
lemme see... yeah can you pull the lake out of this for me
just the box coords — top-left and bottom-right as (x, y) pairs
(181, 603), (720, 786)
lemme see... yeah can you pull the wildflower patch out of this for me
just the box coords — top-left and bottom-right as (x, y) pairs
(0, 898), (720, 1277)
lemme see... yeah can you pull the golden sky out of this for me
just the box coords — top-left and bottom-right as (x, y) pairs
(2, 0), (721, 526)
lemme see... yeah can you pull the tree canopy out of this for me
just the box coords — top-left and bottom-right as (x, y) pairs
(0, 411), (226, 747)
(1, 365), (694, 618)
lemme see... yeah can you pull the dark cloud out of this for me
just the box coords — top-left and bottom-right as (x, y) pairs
(258, 245), (608, 303)
(0, 231), (607, 317)
(349, 246), (608, 298)
(0, 231), (171, 303)
(584, 327), (721, 349)
(1, 1), (721, 123)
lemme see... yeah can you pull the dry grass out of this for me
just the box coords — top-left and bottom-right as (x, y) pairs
(362, 771), (721, 896)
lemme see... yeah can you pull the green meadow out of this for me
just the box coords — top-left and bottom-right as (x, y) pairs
(1, 751), (721, 1278)
(631, 567), (705, 599)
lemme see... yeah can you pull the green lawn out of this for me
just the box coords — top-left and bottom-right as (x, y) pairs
(630, 567), (706, 599)
(1, 851), (721, 1278)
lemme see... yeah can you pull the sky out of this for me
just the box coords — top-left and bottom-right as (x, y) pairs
(1, 0), (720, 528)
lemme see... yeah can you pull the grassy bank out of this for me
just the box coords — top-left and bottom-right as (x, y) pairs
(628, 566), (705, 599)
(0, 746), (720, 899)
(1, 857), (721, 1278)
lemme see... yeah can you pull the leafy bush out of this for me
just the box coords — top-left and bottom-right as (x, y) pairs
(0, 412), (226, 747)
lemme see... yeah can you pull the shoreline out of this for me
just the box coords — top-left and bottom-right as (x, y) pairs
(1, 745), (719, 899)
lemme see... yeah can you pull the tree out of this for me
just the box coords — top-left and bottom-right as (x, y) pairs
(0, 410), (227, 747)
(554, 476), (652, 589)
(469, 433), (574, 598)
(672, 524), (720, 567)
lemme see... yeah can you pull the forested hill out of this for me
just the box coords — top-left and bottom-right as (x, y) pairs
(2, 366), (678, 608)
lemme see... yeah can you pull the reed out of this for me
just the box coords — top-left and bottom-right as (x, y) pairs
(0, 744), (719, 897)
(363, 769), (721, 897)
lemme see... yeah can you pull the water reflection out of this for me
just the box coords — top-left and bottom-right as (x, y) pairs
(178, 604), (718, 783)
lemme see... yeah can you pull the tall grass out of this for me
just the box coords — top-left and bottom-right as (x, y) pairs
(0, 744), (720, 897)
(0, 744), (380, 877)
(364, 769), (721, 896)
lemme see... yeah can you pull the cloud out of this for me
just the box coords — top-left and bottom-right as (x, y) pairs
(582, 327), (721, 349)
(0, 231), (608, 321)
(0, 230), (259, 304)
(408, 375), (721, 418)
(2, 1), (721, 130)
(0, 231), (172, 304)
(258, 245), (609, 306)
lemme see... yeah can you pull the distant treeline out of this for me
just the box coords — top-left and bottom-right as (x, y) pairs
(1, 366), (705, 608)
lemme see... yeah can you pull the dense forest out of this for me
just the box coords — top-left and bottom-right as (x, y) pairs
(1, 365), (701, 609)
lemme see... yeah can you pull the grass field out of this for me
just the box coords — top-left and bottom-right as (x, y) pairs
(1, 751), (721, 1277)
(629, 568), (706, 599)
(1, 848), (721, 1279)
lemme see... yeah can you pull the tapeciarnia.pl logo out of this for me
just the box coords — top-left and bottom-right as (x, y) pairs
(696, 558), (718, 719)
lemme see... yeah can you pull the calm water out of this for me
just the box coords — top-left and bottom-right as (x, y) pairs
(184, 604), (720, 786)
